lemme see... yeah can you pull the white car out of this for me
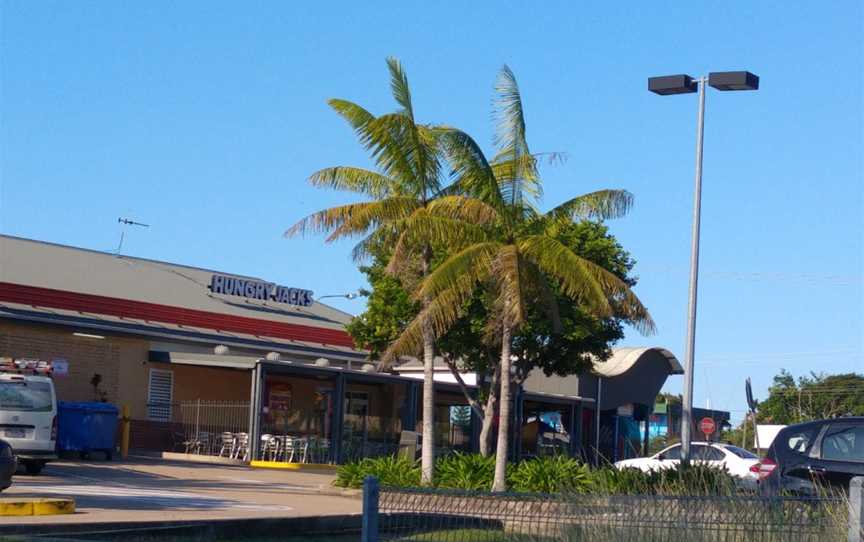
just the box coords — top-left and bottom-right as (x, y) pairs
(614, 442), (760, 488)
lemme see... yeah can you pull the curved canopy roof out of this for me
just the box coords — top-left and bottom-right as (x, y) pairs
(594, 347), (683, 377)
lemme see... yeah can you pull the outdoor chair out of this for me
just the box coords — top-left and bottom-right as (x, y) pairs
(282, 436), (308, 463)
(218, 432), (235, 457)
(183, 431), (211, 455)
(261, 434), (280, 461)
(232, 432), (249, 460)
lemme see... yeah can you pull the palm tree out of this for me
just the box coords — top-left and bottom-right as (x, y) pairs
(286, 58), (452, 484)
(384, 66), (656, 492)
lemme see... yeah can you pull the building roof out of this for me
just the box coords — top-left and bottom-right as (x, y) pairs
(0, 235), (363, 357)
(593, 347), (684, 377)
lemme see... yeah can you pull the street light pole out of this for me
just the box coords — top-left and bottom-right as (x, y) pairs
(679, 76), (707, 464)
(648, 70), (758, 464)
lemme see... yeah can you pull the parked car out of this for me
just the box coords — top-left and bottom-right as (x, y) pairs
(0, 372), (58, 474)
(0, 439), (15, 491)
(614, 442), (760, 488)
(755, 417), (864, 495)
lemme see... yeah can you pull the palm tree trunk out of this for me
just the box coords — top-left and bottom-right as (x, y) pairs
(492, 325), (512, 492)
(420, 247), (435, 485)
(420, 323), (435, 484)
(479, 364), (500, 457)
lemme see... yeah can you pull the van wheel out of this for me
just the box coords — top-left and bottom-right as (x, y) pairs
(24, 461), (44, 475)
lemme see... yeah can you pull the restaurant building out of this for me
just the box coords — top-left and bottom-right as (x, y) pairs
(0, 235), (681, 464)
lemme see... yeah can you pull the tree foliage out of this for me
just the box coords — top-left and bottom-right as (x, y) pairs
(756, 370), (864, 424)
(346, 220), (642, 378)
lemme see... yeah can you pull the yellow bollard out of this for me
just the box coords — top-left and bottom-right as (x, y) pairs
(120, 405), (131, 459)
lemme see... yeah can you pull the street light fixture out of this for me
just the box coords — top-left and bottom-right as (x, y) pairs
(316, 291), (361, 301)
(648, 70), (759, 464)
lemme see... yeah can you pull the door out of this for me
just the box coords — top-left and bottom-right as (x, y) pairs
(810, 422), (864, 489)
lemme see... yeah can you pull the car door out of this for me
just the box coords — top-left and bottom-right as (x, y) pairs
(809, 422), (864, 490)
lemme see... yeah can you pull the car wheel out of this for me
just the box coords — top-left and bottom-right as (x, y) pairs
(23, 461), (44, 475)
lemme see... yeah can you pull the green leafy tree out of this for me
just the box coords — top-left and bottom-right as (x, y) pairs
(348, 221), (641, 455)
(385, 66), (655, 491)
(757, 370), (864, 424)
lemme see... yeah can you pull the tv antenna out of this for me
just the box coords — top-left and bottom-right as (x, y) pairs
(116, 217), (149, 255)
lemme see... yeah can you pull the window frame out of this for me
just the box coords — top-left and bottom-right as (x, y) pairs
(817, 423), (864, 464)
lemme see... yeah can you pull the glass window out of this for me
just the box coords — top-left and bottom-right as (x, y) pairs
(658, 445), (681, 460)
(821, 426), (864, 463)
(703, 446), (726, 461)
(692, 445), (723, 461)
(782, 426), (818, 455)
(724, 445), (758, 459)
(0, 381), (53, 412)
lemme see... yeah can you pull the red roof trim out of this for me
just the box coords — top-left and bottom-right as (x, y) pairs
(0, 282), (356, 348)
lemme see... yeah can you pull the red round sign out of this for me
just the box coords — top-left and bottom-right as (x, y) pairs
(699, 417), (716, 436)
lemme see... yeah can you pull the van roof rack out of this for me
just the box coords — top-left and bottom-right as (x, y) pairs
(0, 358), (53, 376)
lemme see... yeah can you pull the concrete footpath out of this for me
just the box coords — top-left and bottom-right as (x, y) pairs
(0, 458), (361, 535)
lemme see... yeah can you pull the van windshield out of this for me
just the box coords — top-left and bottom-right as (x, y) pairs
(0, 381), (53, 412)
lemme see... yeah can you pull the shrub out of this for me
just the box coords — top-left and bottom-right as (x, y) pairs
(434, 452), (495, 491)
(508, 455), (592, 494)
(589, 463), (739, 495)
(333, 455), (421, 489)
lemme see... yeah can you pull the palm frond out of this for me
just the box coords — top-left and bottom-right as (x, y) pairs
(416, 241), (501, 301)
(518, 235), (656, 334)
(491, 153), (542, 203)
(308, 167), (396, 199)
(427, 195), (500, 226)
(328, 99), (376, 132)
(284, 198), (419, 241)
(386, 57), (414, 121)
(493, 65), (529, 159)
(439, 129), (506, 212)
(325, 197), (421, 242)
(545, 189), (634, 222)
(382, 244), (501, 364)
(381, 284), (470, 365)
(385, 210), (492, 275)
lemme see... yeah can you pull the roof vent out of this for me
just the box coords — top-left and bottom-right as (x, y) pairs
(314, 357), (330, 367)
(361, 363), (376, 373)
(265, 352), (281, 361)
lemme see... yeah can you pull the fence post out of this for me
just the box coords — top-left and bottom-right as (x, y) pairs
(850, 476), (863, 542)
(361, 476), (380, 542)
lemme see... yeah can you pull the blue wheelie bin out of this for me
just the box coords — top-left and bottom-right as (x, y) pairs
(57, 402), (119, 460)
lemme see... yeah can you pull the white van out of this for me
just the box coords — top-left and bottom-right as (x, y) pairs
(0, 372), (57, 474)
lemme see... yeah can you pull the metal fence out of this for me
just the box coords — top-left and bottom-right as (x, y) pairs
(177, 400), (250, 457)
(362, 478), (856, 542)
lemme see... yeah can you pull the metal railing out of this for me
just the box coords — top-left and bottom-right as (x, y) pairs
(361, 477), (858, 542)
(177, 400), (250, 457)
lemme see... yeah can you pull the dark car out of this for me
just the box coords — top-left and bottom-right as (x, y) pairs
(756, 417), (864, 495)
(0, 439), (16, 491)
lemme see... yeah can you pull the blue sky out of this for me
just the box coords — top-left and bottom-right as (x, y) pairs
(1, 1), (861, 422)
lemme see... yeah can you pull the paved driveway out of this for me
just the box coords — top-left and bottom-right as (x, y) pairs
(0, 458), (359, 527)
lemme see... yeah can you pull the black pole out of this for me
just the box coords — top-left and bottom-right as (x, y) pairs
(332, 373), (345, 464)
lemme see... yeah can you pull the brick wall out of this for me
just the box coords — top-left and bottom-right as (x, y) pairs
(0, 320), (150, 416)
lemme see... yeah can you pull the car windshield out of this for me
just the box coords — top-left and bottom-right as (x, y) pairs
(0, 381), (53, 412)
(724, 445), (758, 459)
